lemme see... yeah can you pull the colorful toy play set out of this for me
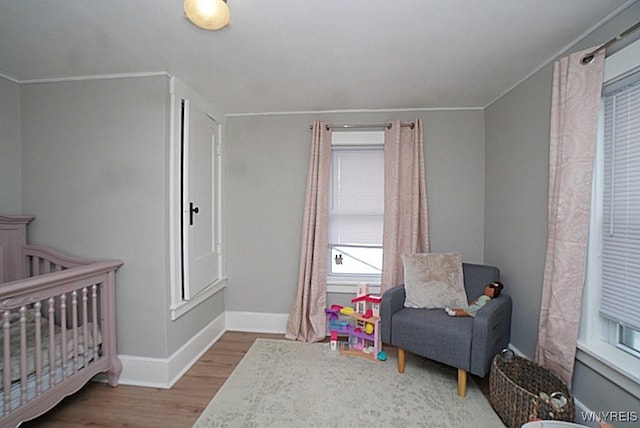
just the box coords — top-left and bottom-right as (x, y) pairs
(325, 283), (387, 362)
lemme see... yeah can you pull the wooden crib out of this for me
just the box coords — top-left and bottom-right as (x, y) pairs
(0, 215), (123, 427)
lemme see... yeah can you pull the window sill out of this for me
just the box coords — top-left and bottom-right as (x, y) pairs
(576, 339), (640, 399)
(327, 278), (381, 295)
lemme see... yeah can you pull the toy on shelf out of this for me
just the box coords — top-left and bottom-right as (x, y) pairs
(330, 331), (338, 351)
(325, 283), (385, 362)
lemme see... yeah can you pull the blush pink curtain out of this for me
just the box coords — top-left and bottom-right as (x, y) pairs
(535, 46), (605, 385)
(285, 121), (332, 342)
(381, 119), (430, 294)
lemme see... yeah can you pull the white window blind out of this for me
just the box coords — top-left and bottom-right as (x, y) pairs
(328, 146), (384, 247)
(600, 77), (640, 332)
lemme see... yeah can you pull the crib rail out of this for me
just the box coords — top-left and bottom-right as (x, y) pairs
(22, 244), (97, 278)
(0, 252), (122, 425)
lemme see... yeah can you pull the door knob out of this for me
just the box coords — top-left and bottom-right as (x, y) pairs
(189, 202), (200, 225)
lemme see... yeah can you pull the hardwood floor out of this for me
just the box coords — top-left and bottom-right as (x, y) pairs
(22, 331), (491, 427)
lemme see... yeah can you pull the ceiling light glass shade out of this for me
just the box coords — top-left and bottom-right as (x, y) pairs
(184, 0), (230, 31)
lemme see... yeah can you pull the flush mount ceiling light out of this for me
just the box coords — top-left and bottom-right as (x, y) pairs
(183, 0), (230, 31)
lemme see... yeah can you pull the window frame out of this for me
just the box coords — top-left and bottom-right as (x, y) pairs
(327, 131), (384, 288)
(578, 38), (640, 399)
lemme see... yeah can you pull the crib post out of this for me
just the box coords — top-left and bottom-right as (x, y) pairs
(91, 285), (99, 360)
(104, 269), (122, 386)
(0, 215), (34, 283)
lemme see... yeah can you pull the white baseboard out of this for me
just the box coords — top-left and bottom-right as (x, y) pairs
(225, 311), (288, 334)
(117, 311), (286, 388)
(117, 312), (226, 389)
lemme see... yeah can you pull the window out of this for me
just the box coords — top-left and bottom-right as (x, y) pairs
(579, 38), (640, 398)
(620, 325), (640, 358)
(328, 131), (384, 282)
(600, 76), (640, 357)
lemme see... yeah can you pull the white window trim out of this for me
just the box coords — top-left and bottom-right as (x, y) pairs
(579, 210), (640, 398)
(578, 38), (640, 399)
(327, 280), (381, 295)
(327, 130), (384, 289)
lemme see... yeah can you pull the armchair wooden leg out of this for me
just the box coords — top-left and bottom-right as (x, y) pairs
(398, 348), (406, 373)
(457, 369), (467, 397)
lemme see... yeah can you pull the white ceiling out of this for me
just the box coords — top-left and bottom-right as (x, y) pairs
(0, 1), (633, 115)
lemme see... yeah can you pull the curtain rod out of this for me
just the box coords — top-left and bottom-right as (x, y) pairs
(309, 121), (415, 130)
(582, 20), (640, 64)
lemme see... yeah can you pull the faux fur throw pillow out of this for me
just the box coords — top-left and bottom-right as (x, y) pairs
(402, 252), (468, 309)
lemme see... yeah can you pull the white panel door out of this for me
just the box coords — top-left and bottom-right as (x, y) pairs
(181, 99), (220, 300)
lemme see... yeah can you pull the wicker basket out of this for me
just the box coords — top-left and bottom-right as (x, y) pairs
(489, 350), (575, 428)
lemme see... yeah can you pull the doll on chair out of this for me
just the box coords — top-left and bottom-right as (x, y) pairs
(445, 281), (504, 317)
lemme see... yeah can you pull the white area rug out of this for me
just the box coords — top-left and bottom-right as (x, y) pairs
(194, 338), (504, 428)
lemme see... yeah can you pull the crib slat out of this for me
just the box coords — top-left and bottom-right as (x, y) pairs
(3, 310), (12, 414)
(82, 287), (89, 364)
(60, 294), (67, 380)
(32, 256), (40, 276)
(48, 298), (56, 385)
(19, 306), (27, 405)
(71, 291), (78, 373)
(34, 301), (42, 395)
(92, 285), (99, 362)
(33, 302), (42, 395)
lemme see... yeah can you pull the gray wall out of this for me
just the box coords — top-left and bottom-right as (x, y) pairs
(225, 109), (486, 314)
(485, 66), (552, 358)
(484, 1), (640, 418)
(19, 75), (224, 358)
(0, 76), (22, 213)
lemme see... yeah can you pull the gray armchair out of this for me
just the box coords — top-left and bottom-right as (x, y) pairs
(380, 263), (512, 397)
